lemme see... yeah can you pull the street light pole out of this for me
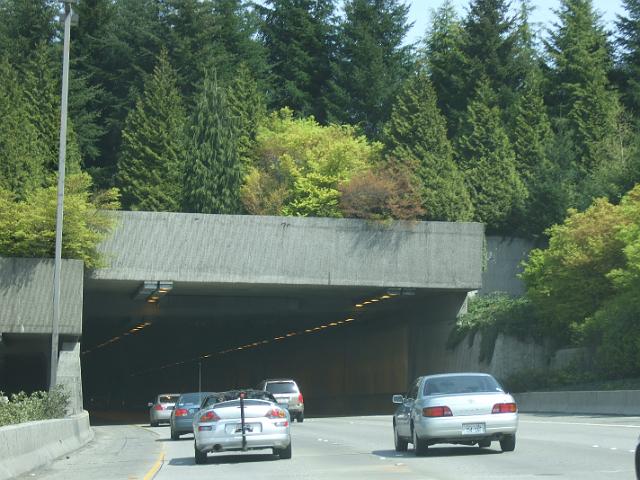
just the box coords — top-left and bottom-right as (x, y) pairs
(50, 1), (75, 391)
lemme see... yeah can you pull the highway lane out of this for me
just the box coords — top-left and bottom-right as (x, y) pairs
(153, 414), (639, 479)
(18, 414), (640, 479)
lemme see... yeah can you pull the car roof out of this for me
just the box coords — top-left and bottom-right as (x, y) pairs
(262, 378), (297, 383)
(421, 373), (495, 380)
(157, 393), (180, 398)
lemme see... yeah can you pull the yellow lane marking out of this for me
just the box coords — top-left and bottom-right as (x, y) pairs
(143, 449), (165, 480)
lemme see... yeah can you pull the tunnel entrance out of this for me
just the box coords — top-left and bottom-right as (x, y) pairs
(81, 280), (460, 416)
(0, 334), (49, 395)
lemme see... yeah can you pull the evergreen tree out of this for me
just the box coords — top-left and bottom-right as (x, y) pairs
(116, 51), (188, 212)
(545, 0), (620, 174)
(75, 0), (164, 188)
(183, 72), (242, 214)
(259, 0), (336, 122)
(330, 0), (413, 137)
(616, 0), (640, 116)
(0, 0), (57, 66)
(460, 0), (519, 115)
(226, 63), (267, 174)
(456, 79), (526, 231)
(383, 68), (474, 221)
(0, 58), (46, 197)
(21, 44), (82, 175)
(423, 1), (468, 137)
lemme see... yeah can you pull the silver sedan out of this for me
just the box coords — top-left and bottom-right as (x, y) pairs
(392, 373), (518, 455)
(193, 391), (292, 464)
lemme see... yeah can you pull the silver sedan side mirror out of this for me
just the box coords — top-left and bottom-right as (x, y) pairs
(392, 394), (404, 404)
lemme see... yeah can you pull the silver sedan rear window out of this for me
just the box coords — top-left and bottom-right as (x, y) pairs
(423, 375), (503, 396)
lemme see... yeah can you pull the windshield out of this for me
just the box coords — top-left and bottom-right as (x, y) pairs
(423, 375), (504, 396)
(265, 382), (298, 394)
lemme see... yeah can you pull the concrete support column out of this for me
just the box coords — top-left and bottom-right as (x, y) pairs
(56, 341), (83, 414)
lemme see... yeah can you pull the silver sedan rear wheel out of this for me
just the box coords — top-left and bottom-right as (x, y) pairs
(394, 422), (408, 452)
(412, 425), (428, 456)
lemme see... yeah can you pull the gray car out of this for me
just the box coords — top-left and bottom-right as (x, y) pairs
(149, 393), (180, 427)
(170, 392), (216, 440)
(193, 390), (291, 464)
(256, 379), (304, 422)
(392, 373), (518, 456)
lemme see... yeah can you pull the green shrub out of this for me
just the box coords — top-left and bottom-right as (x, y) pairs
(0, 387), (69, 427)
(448, 292), (543, 362)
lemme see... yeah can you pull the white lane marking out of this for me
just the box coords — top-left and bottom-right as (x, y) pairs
(379, 457), (386, 460)
(630, 450), (636, 453)
(323, 439), (329, 442)
(592, 445), (600, 448)
(611, 447), (618, 451)
(522, 420), (640, 429)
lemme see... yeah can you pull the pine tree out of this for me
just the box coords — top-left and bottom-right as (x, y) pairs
(330, 0), (413, 137)
(423, 1), (468, 137)
(183, 71), (242, 214)
(260, 0), (335, 122)
(616, 0), (640, 116)
(116, 51), (188, 212)
(21, 44), (82, 175)
(0, 0), (57, 66)
(545, 0), (620, 174)
(456, 79), (526, 231)
(76, 0), (164, 188)
(460, 0), (519, 114)
(226, 63), (267, 174)
(383, 68), (474, 221)
(0, 58), (47, 197)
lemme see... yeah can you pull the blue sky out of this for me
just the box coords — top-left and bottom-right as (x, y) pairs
(406, 0), (626, 44)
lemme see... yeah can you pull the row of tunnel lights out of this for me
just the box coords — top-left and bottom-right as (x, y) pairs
(82, 321), (152, 355)
(128, 293), (400, 377)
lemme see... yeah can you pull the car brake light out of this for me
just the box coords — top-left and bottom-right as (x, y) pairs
(199, 411), (220, 422)
(174, 408), (188, 417)
(492, 403), (517, 414)
(266, 408), (287, 419)
(423, 406), (453, 417)
(153, 404), (163, 411)
(298, 393), (304, 404)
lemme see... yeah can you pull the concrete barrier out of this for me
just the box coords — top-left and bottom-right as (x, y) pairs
(0, 411), (93, 480)
(515, 390), (640, 416)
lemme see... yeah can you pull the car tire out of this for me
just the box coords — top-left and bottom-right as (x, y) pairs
(150, 421), (159, 427)
(412, 425), (428, 456)
(297, 413), (304, 423)
(500, 434), (516, 452)
(478, 439), (491, 448)
(276, 443), (292, 459)
(394, 422), (408, 452)
(194, 443), (207, 464)
(171, 429), (180, 440)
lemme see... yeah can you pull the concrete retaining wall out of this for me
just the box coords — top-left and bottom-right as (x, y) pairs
(515, 391), (640, 415)
(0, 411), (93, 480)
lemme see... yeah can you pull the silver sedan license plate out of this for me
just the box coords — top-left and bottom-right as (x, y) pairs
(462, 423), (486, 435)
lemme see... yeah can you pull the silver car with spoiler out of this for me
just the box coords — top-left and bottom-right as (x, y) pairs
(392, 373), (518, 456)
(193, 389), (292, 464)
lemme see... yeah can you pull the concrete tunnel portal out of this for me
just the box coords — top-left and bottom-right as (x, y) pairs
(6, 211), (484, 416)
(79, 211), (484, 416)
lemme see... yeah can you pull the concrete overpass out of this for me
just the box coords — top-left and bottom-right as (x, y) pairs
(0, 212), (484, 415)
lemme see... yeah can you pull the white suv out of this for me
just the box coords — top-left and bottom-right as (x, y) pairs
(256, 379), (304, 422)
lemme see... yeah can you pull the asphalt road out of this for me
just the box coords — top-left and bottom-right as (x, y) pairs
(19, 414), (640, 480)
